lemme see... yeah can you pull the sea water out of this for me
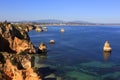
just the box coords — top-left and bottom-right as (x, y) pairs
(29, 26), (120, 80)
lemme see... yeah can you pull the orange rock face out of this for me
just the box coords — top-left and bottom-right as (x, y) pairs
(4, 59), (23, 80)
(3, 57), (41, 80)
(13, 37), (36, 54)
(25, 68), (40, 80)
(103, 41), (112, 52)
(0, 22), (36, 54)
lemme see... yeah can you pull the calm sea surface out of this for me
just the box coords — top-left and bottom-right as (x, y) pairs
(29, 26), (120, 80)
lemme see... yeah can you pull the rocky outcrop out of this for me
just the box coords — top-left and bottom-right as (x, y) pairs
(14, 23), (36, 32)
(0, 53), (41, 80)
(4, 59), (23, 80)
(49, 40), (55, 44)
(103, 41), (112, 52)
(38, 43), (47, 55)
(13, 37), (36, 54)
(35, 26), (43, 32)
(0, 22), (36, 54)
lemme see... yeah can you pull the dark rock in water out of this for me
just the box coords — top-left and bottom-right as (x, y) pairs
(38, 67), (56, 80)
(0, 22), (36, 54)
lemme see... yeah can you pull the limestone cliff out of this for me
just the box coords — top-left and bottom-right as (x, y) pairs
(0, 22), (36, 54)
(0, 53), (41, 80)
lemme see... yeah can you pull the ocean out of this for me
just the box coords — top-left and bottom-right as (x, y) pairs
(29, 26), (120, 80)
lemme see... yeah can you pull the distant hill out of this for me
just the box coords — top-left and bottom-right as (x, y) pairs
(31, 19), (65, 23)
(12, 19), (120, 25)
(11, 19), (97, 25)
(29, 19), (95, 24)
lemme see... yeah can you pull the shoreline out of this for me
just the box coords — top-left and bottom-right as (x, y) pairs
(45, 25), (120, 27)
(39, 24), (120, 27)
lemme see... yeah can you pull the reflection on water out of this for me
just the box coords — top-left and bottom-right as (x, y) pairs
(103, 51), (111, 62)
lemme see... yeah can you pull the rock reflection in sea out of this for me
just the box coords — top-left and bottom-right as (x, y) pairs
(103, 51), (111, 62)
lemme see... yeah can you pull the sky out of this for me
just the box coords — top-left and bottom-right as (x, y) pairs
(0, 0), (120, 23)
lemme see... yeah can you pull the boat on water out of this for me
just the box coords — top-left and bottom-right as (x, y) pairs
(42, 26), (48, 31)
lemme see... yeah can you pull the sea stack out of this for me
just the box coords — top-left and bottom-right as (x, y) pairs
(61, 28), (64, 33)
(103, 41), (112, 52)
(38, 43), (47, 54)
(49, 40), (55, 44)
(35, 26), (42, 32)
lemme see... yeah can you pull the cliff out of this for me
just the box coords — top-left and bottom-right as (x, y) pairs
(0, 52), (41, 80)
(0, 22), (36, 54)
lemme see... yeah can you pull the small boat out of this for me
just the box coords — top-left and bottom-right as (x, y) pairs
(42, 26), (48, 31)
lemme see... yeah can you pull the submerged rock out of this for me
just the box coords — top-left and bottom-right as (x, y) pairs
(103, 41), (112, 52)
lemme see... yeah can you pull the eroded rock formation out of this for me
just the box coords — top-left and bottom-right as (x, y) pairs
(38, 43), (47, 55)
(0, 53), (41, 80)
(0, 22), (36, 54)
(103, 41), (112, 52)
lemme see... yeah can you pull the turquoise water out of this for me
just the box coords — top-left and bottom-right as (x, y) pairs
(29, 26), (120, 80)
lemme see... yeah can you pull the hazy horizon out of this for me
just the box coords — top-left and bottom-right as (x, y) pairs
(0, 0), (120, 23)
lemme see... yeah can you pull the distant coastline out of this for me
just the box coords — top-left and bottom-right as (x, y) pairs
(1, 19), (120, 27)
(9, 19), (120, 27)
(11, 22), (120, 27)
(33, 23), (120, 27)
